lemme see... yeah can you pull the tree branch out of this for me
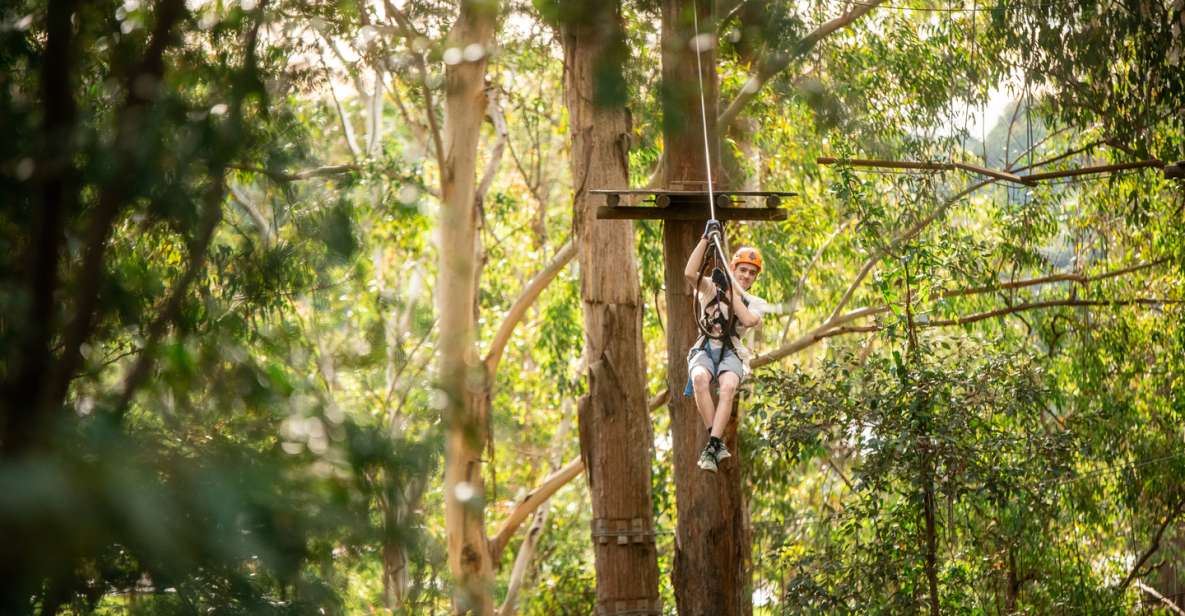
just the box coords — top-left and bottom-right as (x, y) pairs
(802, 136), (1172, 346)
(1135, 581), (1185, 616)
(317, 48), (364, 160)
(367, 68), (385, 156)
(385, 0), (446, 175)
(497, 504), (549, 616)
(385, 77), (435, 161)
(823, 178), (995, 324)
(942, 258), (1169, 300)
(46, 0), (189, 414)
(1119, 494), (1185, 591)
(114, 176), (227, 417)
(477, 90), (509, 204)
(923, 298), (1180, 328)
(780, 217), (856, 344)
(758, 256), (1172, 369)
(229, 162), (358, 182)
(488, 457), (583, 562)
(228, 182), (274, 247)
(483, 239), (576, 375)
(717, 0), (886, 133)
(495, 411), (572, 614)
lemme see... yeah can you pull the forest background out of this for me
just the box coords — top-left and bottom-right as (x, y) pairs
(1, 0), (1184, 614)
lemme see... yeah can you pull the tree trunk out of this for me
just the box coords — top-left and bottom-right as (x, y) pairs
(922, 451), (940, 616)
(661, 1), (752, 614)
(562, 3), (663, 614)
(438, 1), (497, 613)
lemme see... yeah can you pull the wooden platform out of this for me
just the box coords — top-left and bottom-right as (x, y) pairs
(590, 189), (794, 222)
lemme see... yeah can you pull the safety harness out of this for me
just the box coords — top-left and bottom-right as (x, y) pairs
(683, 241), (747, 396)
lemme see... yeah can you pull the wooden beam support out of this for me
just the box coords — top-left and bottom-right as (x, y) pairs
(1021, 159), (1164, 182)
(593, 189), (796, 210)
(951, 162), (1031, 185)
(596, 205), (787, 221)
(817, 156), (947, 171)
(589, 189), (797, 197)
(817, 156), (1168, 185)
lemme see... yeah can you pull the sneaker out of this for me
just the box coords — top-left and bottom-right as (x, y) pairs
(708, 436), (731, 462)
(697, 443), (718, 472)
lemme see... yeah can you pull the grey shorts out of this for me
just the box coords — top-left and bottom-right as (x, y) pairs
(687, 344), (746, 380)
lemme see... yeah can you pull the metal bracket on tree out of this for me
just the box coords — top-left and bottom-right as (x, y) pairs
(594, 596), (663, 616)
(591, 517), (657, 545)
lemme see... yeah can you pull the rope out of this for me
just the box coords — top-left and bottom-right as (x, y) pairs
(690, 5), (717, 223)
(688, 4), (736, 342)
(690, 6), (730, 267)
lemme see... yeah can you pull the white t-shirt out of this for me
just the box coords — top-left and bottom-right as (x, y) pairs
(693, 285), (770, 364)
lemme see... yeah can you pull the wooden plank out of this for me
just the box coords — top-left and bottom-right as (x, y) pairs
(596, 205), (787, 221)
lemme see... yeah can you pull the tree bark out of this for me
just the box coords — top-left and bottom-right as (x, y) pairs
(661, 2), (752, 614)
(3, 0), (79, 455)
(438, 1), (498, 613)
(562, 3), (662, 614)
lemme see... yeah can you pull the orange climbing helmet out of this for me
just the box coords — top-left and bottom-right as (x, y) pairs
(730, 246), (763, 272)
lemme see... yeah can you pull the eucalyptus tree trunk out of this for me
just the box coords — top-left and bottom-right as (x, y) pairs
(661, 1), (752, 614)
(561, 3), (662, 614)
(438, 1), (497, 613)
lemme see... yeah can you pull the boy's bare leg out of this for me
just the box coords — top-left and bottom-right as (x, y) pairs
(711, 372), (740, 438)
(690, 367), (716, 430)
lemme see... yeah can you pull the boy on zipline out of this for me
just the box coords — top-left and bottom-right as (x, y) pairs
(683, 219), (770, 473)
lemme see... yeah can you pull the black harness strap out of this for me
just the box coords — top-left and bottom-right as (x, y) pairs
(684, 238), (749, 396)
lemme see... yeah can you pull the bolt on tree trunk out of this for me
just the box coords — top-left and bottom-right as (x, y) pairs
(661, 1), (752, 614)
(562, 2), (662, 613)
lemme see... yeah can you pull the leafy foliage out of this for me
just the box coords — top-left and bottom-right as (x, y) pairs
(2, 0), (1184, 614)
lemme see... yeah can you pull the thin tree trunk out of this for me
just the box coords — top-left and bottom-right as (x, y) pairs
(661, 2), (752, 614)
(561, 2), (662, 613)
(905, 261), (940, 616)
(438, 1), (498, 613)
(922, 452), (940, 616)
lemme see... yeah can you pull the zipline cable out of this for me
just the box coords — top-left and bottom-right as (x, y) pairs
(691, 5), (718, 224)
(690, 5), (730, 264)
(689, 5), (737, 343)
